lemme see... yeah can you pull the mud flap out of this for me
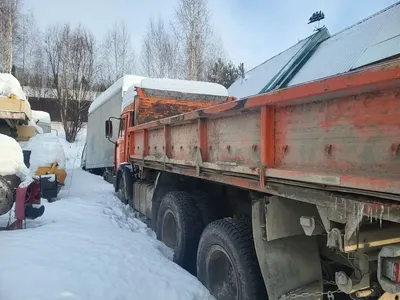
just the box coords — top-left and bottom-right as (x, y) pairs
(252, 196), (323, 300)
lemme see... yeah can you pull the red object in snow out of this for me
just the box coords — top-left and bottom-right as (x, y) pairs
(6, 180), (42, 230)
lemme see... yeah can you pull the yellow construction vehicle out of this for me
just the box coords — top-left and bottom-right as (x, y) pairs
(35, 162), (67, 188)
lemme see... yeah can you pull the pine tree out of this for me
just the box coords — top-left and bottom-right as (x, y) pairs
(207, 58), (240, 88)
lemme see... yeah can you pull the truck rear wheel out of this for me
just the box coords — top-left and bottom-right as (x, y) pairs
(197, 218), (267, 300)
(156, 191), (203, 274)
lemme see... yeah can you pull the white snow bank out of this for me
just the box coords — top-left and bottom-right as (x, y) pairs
(28, 120), (44, 134)
(51, 122), (87, 169)
(0, 73), (27, 100)
(89, 75), (145, 115)
(21, 133), (66, 172)
(0, 134), (33, 186)
(0, 134), (26, 176)
(31, 110), (51, 124)
(0, 169), (214, 300)
(122, 77), (228, 110)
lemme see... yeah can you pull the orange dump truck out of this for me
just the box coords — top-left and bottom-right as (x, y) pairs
(104, 61), (400, 300)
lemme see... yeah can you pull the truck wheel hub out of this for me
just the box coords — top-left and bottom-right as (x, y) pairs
(206, 245), (238, 300)
(161, 209), (178, 249)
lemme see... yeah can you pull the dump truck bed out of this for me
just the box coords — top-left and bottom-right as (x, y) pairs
(127, 59), (400, 201)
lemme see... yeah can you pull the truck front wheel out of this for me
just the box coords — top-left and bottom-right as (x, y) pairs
(156, 191), (203, 274)
(117, 172), (127, 204)
(197, 218), (267, 300)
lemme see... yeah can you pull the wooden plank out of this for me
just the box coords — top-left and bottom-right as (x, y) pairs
(0, 97), (31, 121)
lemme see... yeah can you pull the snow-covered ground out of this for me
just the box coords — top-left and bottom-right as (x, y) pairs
(0, 126), (214, 300)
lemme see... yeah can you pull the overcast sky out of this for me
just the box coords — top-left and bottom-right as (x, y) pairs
(23, 0), (398, 70)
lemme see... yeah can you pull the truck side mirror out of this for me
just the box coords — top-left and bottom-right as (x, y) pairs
(105, 120), (113, 138)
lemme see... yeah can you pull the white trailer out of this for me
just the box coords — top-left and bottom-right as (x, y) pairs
(83, 75), (143, 176)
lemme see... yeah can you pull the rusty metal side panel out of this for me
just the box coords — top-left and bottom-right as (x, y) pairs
(134, 130), (144, 157)
(207, 111), (261, 167)
(275, 88), (400, 176)
(169, 122), (198, 161)
(148, 128), (164, 159)
(136, 97), (216, 125)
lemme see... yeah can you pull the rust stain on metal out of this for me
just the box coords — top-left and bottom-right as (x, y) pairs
(125, 59), (400, 195)
(391, 143), (399, 159)
(136, 96), (215, 125)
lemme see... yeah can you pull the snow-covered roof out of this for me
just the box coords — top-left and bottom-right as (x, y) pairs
(88, 75), (144, 115)
(121, 76), (147, 110)
(0, 73), (27, 100)
(287, 2), (400, 87)
(31, 110), (51, 124)
(228, 37), (311, 99)
(122, 78), (228, 110)
(141, 78), (228, 96)
(229, 2), (400, 98)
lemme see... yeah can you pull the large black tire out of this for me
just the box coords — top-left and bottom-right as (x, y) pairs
(156, 191), (203, 274)
(197, 218), (267, 300)
(117, 172), (127, 204)
(116, 167), (133, 205)
(0, 175), (16, 216)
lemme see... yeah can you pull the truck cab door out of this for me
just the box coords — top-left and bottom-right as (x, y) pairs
(116, 117), (127, 166)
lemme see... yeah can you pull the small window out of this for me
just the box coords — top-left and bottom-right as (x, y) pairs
(130, 111), (135, 127)
(119, 118), (126, 138)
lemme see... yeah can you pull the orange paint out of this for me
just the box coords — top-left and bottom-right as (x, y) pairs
(118, 59), (400, 195)
(198, 119), (207, 162)
(246, 60), (400, 108)
(164, 125), (171, 158)
(260, 106), (275, 168)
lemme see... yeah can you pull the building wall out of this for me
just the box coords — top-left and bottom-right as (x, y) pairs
(28, 97), (91, 122)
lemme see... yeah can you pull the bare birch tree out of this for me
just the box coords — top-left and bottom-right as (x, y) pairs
(14, 11), (44, 85)
(173, 0), (214, 80)
(0, 0), (20, 73)
(44, 24), (96, 142)
(100, 21), (135, 86)
(140, 18), (179, 78)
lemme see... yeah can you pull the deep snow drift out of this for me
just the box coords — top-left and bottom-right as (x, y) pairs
(0, 127), (214, 300)
(51, 122), (87, 169)
(0, 133), (33, 186)
(20, 133), (66, 173)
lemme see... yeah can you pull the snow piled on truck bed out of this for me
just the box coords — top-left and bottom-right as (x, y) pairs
(0, 168), (214, 300)
(0, 73), (27, 100)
